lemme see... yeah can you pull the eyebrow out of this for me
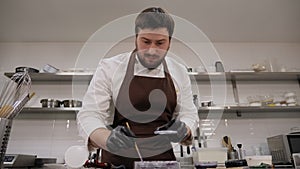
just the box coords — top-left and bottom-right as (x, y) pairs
(141, 37), (167, 42)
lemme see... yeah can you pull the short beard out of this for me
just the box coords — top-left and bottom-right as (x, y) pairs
(135, 39), (170, 69)
(137, 52), (165, 69)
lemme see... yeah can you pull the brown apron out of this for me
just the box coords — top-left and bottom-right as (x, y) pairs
(101, 50), (177, 169)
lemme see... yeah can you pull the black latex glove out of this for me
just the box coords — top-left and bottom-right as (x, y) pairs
(156, 119), (188, 143)
(106, 126), (136, 153)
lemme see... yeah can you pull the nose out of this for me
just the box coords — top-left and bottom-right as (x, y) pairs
(147, 43), (158, 55)
(147, 47), (156, 55)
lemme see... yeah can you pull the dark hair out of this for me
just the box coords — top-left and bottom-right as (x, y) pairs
(135, 7), (175, 38)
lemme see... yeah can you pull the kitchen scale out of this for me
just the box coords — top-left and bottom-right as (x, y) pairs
(3, 154), (36, 168)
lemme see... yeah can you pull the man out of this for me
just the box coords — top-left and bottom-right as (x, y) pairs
(77, 7), (199, 168)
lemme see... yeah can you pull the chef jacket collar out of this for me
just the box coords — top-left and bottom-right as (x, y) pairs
(134, 54), (165, 78)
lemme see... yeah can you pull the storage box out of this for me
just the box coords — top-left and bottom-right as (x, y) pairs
(244, 155), (272, 166)
(193, 148), (227, 164)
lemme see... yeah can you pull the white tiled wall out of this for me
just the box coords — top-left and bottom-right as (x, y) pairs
(7, 119), (83, 163)
(1, 42), (300, 163)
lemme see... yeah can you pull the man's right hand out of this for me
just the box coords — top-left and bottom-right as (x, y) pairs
(106, 126), (136, 153)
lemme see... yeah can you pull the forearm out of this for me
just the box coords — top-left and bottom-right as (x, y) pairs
(89, 128), (111, 151)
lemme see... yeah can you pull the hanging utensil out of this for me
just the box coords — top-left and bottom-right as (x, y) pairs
(0, 72), (32, 167)
(7, 92), (35, 119)
(0, 72), (32, 118)
(0, 72), (31, 107)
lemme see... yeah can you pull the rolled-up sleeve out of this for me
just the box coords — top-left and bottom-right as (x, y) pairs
(176, 72), (199, 136)
(167, 58), (199, 137)
(77, 60), (113, 145)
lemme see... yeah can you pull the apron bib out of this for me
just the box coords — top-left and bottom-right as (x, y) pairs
(101, 50), (177, 168)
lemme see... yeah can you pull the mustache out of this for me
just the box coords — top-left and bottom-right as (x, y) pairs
(144, 53), (160, 58)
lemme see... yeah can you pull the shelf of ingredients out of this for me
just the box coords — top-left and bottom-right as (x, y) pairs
(198, 106), (300, 113)
(19, 106), (300, 114)
(198, 106), (300, 119)
(4, 72), (300, 82)
(189, 72), (300, 81)
(14, 106), (299, 120)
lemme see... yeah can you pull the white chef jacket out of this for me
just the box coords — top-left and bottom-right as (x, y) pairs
(77, 51), (199, 144)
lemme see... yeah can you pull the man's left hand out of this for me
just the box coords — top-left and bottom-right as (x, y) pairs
(156, 120), (189, 143)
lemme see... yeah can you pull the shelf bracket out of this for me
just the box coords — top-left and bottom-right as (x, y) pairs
(236, 110), (242, 117)
(231, 74), (240, 106)
(297, 74), (300, 88)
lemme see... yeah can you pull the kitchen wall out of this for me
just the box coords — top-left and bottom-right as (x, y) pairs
(0, 42), (300, 163)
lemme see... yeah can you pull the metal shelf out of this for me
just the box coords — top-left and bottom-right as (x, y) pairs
(15, 107), (79, 119)
(14, 106), (300, 119)
(4, 72), (93, 82)
(198, 106), (300, 113)
(198, 106), (300, 119)
(4, 72), (299, 119)
(189, 72), (300, 81)
(4, 72), (300, 82)
(19, 106), (300, 114)
(20, 107), (80, 113)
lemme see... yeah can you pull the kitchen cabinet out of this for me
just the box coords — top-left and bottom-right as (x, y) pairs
(4, 72), (300, 119)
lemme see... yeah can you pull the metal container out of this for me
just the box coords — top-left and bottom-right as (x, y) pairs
(0, 118), (12, 168)
(62, 100), (82, 107)
(215, 61), (225, 72)
(228, 150), (239, 160)
(15, 66), (39, 73)
(40, 99), (61, 108)
(201, 101), (212, 107)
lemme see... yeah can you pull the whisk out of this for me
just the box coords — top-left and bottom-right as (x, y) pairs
(0, 72), (33, 167)
(0, 72), (32, 119)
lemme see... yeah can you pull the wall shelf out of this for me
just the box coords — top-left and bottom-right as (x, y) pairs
(15, 107), (79, 119)
(20, 106), (300, 113)
(189, 72), (300, 81)
(199, 106), (300, 113)
(5, 72), (300, 82)
(4, 71), (300, 119)
(4, 72), (93, 82)
(18, 106), (300, 119)
(198, 106), (300, 119)
(20, 107), (80, 113)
